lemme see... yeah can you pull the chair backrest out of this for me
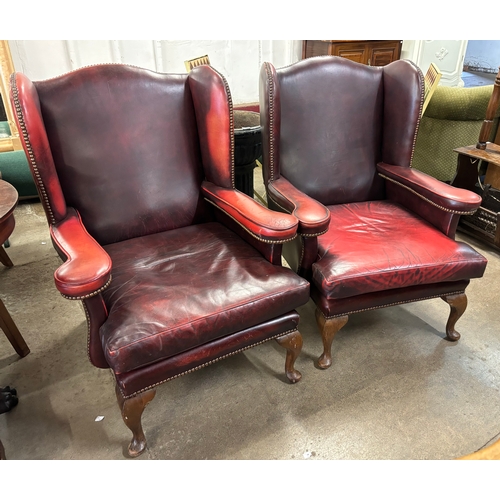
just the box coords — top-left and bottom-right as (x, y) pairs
(421, 62), (442, 116)
(412, 85), (500, 181)
(260, 57), (423, 206)
(184, 55), (211, 72)
(11, 64), (211, 245)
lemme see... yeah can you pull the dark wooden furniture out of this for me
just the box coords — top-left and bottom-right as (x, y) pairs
(453, 143), (500, 249)
(0, 179), (17, 267)
(0, 179), (30, 358)
(259, 56), (487, 369)
(233, 110), (262, 198)
(11, 63), (311, 457)
(452, 67), (500, 250)
(302, 40), (402, 66)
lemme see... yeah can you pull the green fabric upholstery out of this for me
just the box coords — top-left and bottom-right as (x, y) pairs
(0, 121), (11, 138)
(412, 85), (500, 182)
(0, 150), (38, 198)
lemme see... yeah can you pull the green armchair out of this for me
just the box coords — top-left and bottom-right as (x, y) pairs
(412, 85), (500, 182)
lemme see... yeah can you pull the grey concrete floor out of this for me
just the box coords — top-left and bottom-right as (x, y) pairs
(1, 166), (500, 461)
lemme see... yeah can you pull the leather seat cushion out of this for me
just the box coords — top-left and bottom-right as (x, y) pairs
(312, 201), (487, 300)
(100, 222), (310, 374)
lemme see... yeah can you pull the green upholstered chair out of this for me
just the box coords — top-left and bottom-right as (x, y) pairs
(0, 149), (38, 199)
(0, 120), (37, 199)
(412, 85), (500, 182)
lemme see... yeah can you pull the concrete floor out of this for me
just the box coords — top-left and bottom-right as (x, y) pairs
(1, 166), (500, 461)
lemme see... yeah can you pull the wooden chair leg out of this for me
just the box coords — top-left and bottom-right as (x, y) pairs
(315, 308), (348, 369)
(441, 292), (468, 341)
(0, 246), (13, 267)
(115, 385), (156, 458)
(0, 299), (30, 357)
(275, 329), (303, 383)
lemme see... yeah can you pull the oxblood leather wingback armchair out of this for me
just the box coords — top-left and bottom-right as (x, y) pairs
(11, 64), (310, 457)
(259, 56), (488, 369)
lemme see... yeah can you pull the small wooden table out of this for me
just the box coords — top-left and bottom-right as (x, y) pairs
(0, 179), (18, 267)
(0, 179), (30, 357)
(452, 142), (500, 250)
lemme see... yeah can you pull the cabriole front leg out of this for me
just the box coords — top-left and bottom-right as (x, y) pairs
(441, 292), (468, 341)
(315, 309), (348, 369)
(115, 385), (156, 458)
(275, 330), (303, 383)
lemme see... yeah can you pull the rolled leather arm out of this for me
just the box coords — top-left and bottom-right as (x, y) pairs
(50, 208), (112, 299)
(202, 181), (298, 242)
(377, 162), (482, 214)
(267, 177), (331, 236)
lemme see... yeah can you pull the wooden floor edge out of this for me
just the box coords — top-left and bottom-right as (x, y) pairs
(458, 438), (500, 460)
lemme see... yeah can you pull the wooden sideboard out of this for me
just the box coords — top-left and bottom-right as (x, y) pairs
(302, 40), (402, 66)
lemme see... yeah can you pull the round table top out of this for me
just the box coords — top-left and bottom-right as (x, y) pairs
(234, 110), (260, 130)
(0, 179), (19, 223)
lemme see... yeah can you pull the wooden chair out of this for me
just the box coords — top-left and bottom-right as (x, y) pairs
(184, 54), (210, 72)
(421, 62), (442, 116)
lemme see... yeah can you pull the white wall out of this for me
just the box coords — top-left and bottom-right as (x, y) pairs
(464, 41), (500, 73)
(8, 40), (302, 105)
(401, 40), (468, 87)
(9, 39), (476, 104)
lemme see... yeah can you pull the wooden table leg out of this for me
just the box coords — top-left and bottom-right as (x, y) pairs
(0, 245), (13, 267)
(0, 299), (29, 357)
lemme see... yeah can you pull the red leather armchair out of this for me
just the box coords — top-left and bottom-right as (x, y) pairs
(11, 64), (310, 457)
(259, 56), (488, 369)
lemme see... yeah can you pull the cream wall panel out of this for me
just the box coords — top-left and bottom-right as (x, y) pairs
(118, 40), (157, 70)
(403, 40), (468, 87)
(7, 39), (302, 104)
(9, 40), (72, 80)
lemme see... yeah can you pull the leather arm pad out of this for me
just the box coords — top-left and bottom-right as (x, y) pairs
(267, 177), (331, 236)
(202, 181), (298, 242)
(377, 162), (482, 214)
(50, 208), (112, 299)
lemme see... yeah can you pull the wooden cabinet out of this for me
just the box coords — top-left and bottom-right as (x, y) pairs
(302, 40), (402, 67)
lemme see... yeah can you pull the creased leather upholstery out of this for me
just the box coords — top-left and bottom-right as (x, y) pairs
(101, 223), (309, 374)
(313, 201), (487, 299)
